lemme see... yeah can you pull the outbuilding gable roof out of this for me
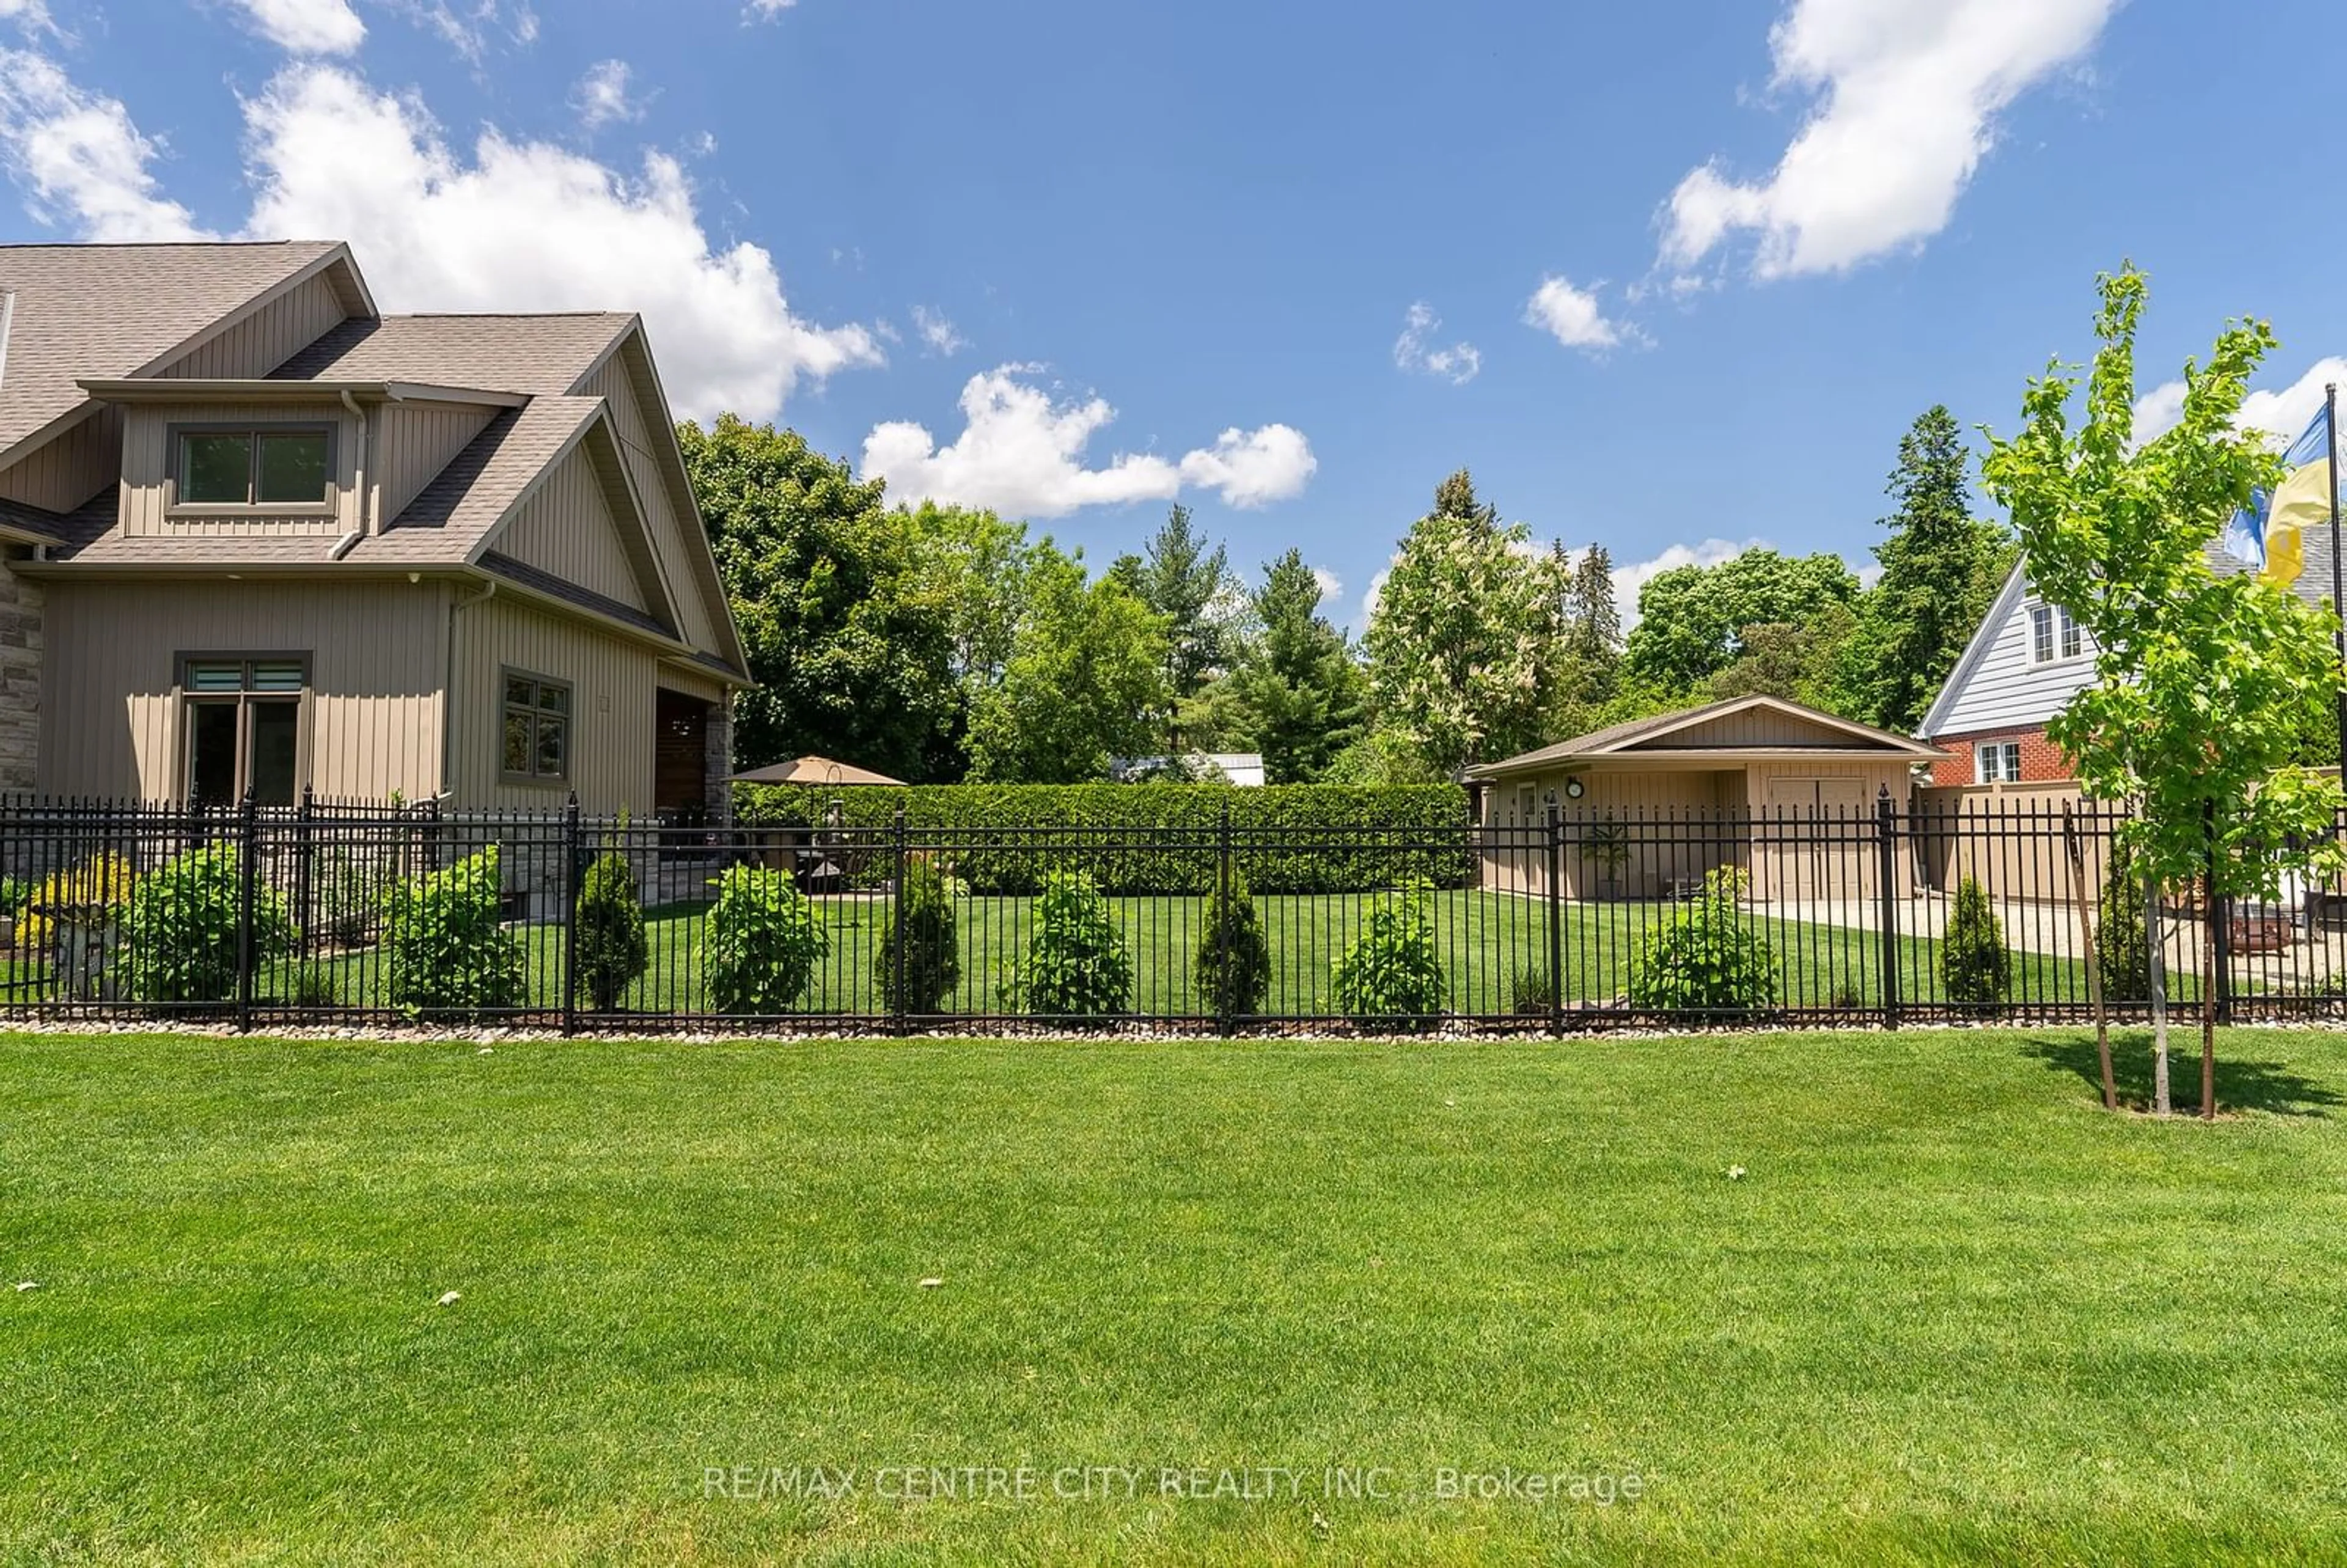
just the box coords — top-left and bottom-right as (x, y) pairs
(1468, 695), (1947, 778)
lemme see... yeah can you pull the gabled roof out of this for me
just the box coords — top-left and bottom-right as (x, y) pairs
(1917, 533), (2342, 738)
(1469, 695), (1947, 778)
(0, 241), (362, 461)
(270, 312), (634, 397)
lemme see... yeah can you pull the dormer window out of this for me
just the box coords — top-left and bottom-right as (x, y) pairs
(172, 425), (332, 509)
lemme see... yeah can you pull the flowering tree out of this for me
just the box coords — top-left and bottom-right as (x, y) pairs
(1981, 265), (2347, 1116)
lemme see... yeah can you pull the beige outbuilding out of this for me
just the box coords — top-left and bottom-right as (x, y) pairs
(1466, 695), (1947, 903)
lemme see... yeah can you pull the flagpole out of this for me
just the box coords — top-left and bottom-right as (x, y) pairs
(2331, 382), (2345, 784)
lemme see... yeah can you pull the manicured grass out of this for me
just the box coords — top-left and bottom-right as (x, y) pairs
(7, 1025), (2347, 1564)
(261, 890), (2097, 1020)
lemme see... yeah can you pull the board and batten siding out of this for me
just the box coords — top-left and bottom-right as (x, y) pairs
(447, 593), (656, 816)
(575, 354), (724, 652)
(1930, 576), (2100, 736)
(494, 443), (650, 612)
(153, 269), (351, 381)
(37, 578), (447, 800)
(0, 405), (120, 514)
(116, 399), (359, 537)
(378, 401), (497, 524)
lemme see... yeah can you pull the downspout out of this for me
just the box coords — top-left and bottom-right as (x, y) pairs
(439, 579), (498, 804)
(338, 389), (373, 537)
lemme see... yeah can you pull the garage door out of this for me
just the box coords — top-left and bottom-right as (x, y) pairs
(1760, 777), (1871, 904)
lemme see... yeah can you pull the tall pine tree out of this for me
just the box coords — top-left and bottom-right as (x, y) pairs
(1227, 549), (1366, 782)
(1843, 406), (2013, 731)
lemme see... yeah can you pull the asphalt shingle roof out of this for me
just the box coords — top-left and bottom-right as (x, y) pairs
(0, 241), (343, 454)
(270, 313), (633, 398)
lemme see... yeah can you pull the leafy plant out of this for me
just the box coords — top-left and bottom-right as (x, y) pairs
(381, 846), (527, 1016)
(1330, 878), (1446, 1030)
(1581, 815), (1631, 895)
(1508, 962), (1556, 1019)
(20, 851), (134, 952)
(1626, 867), (1779, 1016)
(2095, 835), (2150, 1003)
(317, 847), (397, 950)
(999, 870), (1131, 1019)
(0, 876), (28, 920)
(706, 865), (829, 1014)
(119, 845), (297, 1004)
(881, 854), (961, 1016)
(574, 849), (648, 1011)
(1942, 876), (2011, 1013)
(1195, 870), (1271, 1019)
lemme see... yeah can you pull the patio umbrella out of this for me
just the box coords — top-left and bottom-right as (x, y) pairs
(728, 755), (906, 787)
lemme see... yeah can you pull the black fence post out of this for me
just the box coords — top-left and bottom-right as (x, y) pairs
(295, 784), (315, 961)
(890, 805), (909, 1036)
(1545, 796), (1564, 1036)
(1217, 803), (1235, 1036)
(1876, 784), (1901, 1030)
(561, 793), (582, 1035)
(235, 786), (259, 1033)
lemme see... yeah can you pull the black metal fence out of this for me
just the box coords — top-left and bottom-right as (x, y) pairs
(0, 791), (2337, 1031)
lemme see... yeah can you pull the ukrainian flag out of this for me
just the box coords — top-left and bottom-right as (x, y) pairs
(2223, 403), (2338, 588)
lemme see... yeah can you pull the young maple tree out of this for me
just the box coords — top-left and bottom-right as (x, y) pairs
(1982, 265), (2347, 1117)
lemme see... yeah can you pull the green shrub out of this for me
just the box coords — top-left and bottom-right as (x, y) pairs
(21, 851), (133, 953)
(731, 783), (1474, 895)
(575, 849), (648, 1011)
(1626, 867), (1779, 1016)
(706, 865), (829, 1014)
(1000, 870), (1131, 1019)
(881, 855), (961, 1015)
(381, 846), (527, 1015)
(2095, 836), (2150, 1003)
(1942, 876), (2011, 1013)
(1330, 879), (1446, 1030)
(119, 845), (296, 1004)
(0, 875), (28, 919)
(1195, 871), (1271, 1019)
(1508, 963), (1556, 1018)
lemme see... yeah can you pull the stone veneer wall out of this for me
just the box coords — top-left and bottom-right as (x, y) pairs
(0, 556), (40, 793)
(703, 698), (733, 826)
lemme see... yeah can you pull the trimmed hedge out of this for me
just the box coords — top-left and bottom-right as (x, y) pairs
(732, 783), (1475, 896)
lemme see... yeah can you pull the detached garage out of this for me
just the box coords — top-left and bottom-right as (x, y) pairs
(1466, 695), (1946, 903)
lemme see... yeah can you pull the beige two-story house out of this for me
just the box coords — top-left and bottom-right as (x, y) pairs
(0, 240), (748, 819)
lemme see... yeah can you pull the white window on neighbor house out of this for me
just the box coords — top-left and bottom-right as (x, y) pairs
(2029, 603), (2082, 664)
(1975, 741), (2022, 785)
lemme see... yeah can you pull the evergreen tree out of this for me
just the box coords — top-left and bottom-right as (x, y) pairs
(1843, 406), (2014, 731)
(1226, 549), (1366, 782)
(1134, 504), (1235, 705)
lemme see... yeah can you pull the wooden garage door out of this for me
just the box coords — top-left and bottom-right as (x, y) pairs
(1761, 777), (1870, 904)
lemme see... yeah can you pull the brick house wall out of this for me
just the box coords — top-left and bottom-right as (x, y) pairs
(0, 558), (40, 793)
(1929, 725), (2074, 788)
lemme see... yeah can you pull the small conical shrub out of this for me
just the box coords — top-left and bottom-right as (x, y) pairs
(2095, 836), (2150, 1003)
(575, 849), (648, 1011)
(1195, 870), (1270, 1019)
(882, 855), (961, 1016)
(1000, 870), (1131, 1018)
(1942, 876), (2010, 1013)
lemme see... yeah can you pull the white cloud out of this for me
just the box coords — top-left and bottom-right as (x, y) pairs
(1393, 301), (1480, 384)
(402, 0), (537, 62)
(0, 49), (204, 240)
(747, 0), (798, 15)
(2132, 357), (2347, 449)
(1524, 275), (1629, 353)
(1613, 537), (1770, 627)
(1659, 0), (2118, 280)
(1310, 565), (1342, 603)
(235, 64), (877, 421)
(863, 365), (1317, 519)
(570, 59), (644, 131)
(231, 0), (365, 54)
(0, 1), (51, 27)
(911, 304), (966, 356)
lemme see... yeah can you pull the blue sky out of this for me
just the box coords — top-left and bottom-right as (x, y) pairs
(0, 0), (2336, 627)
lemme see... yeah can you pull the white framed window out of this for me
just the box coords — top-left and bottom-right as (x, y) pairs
(1975, 741), (2022, 784)
(2029, 603), (2082, 664)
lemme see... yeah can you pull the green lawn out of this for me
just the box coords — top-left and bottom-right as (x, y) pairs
(257, 889), (2101, 1020)
(7, 1026), (2347, 1564)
